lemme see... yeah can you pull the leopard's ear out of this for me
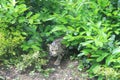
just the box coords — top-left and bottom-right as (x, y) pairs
(47, 44), (50, 47)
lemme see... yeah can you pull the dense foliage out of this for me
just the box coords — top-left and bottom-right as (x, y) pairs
(0, 0), (47, 71)
(0, 0), (120, 79)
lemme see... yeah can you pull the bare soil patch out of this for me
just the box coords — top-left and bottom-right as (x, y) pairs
(0, 58), (93, 80)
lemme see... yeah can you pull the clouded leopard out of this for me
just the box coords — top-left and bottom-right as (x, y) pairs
(48, 38), (67, 65)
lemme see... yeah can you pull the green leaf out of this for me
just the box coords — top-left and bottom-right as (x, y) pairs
(16, 4), (28, 13)
(114, 65), (120, 68)
(92, 64), (101, 74)
(87, 63), (100, 73)
(106, 55), (114, 66)
(67, 26), (75, 31)
(31, 13), (40, 20)
(31, 45), (40, 51)
(50, 25), (67, 33)
(43, 16), (55, 21)
(18, 17), (25, 23)
(98, 76), (104, 80)
(91, 54), (100, 57)
(112, 47), (120, 54)
(77, 52), (85, 57)
(29, 19), (33, 24)
(26, 12), (33, 18)
(80, 40), (93, 46)
(118, 0), (120, 8)
(94, 39), (103, 47)
(81, 49), (92, 55)
(96, 53), (108, 62)
(97, 0), (110, 8)
(21, 45), (29, 51)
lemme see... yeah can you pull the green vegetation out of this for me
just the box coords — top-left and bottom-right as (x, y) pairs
(0, 0), (120, 80)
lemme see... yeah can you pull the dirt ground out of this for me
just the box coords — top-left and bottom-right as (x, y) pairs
(0, 58), (93, 80)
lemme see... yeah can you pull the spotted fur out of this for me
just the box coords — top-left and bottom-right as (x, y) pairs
(48, 38), (67, 65)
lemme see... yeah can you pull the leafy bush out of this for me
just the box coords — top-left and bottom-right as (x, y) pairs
(50, 0), (120, 79)
(0, 0), (47, 72)
(0, 0), (26, 57)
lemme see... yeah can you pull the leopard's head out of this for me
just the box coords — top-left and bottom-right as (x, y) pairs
(48, 43), (60, 57)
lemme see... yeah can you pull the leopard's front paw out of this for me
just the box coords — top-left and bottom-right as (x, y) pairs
(54, 61), (60, 65)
